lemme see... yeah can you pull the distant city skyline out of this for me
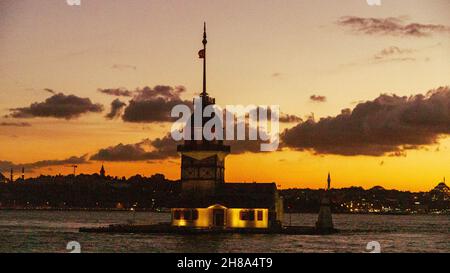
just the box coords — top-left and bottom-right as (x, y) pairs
(1, 0), (449, 191)
(1, 171), (449, 215)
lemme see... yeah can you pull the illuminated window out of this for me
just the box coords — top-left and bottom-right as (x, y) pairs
(257, 210), (263, 221)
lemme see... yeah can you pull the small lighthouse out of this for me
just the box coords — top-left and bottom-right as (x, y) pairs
(316, 173), (334, 233)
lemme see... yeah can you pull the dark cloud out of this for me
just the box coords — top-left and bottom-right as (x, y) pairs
(281, 86), (450, 156)
(122, 85), (190, 123)
(279, 113), (302, 123)
(98, 88), (133, 97)
(310, 95), (327, 103)
(105, 99), (126, 119)
(224, 121), (279, 153)
(133, 85), (186, 101)
(44, 88), (56, 94)
(91, 125), (277, 162)
(8, 93), (103, 120)
(337, 16), (450, 37)
(90, 137), (271, 162)
(244, 107), (301, 124)
(104, 85), (299, 124)
(0, 154), (89, 172)
(0, 121), (31, 127)
(90, 135), (178, 162)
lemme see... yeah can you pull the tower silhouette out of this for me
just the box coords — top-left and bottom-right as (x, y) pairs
(177, 23), (230, 197)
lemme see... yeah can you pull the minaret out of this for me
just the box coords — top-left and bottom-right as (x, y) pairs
(327, 172), (331, 190)
(21, 167), (25, 180)
(10, 168), (13, 183)
(100, 164), (106, 177)
(316, 173), (334, 233)
(177, 24), (230, 197)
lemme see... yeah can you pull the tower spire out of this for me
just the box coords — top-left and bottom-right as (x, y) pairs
(202, 22), (207, 97)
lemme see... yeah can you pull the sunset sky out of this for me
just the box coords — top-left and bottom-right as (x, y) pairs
(0, 0), (449, 191)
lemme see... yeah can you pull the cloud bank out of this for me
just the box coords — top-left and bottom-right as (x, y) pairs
(8, 93), (103, 120)
(122, 85), (190, 123)
(281, 87), (450, 156)
(90, 127), (276, 162)
(337, 16), (450, 37)
(0, 154), (89, 172)
(90, 135), (178, 161)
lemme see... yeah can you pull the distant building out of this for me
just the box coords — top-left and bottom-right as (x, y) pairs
(431, 179), (449, 201)
(173, 183), (283, 229)
(370, 185), (385, 191)
(171, 25), (283, 230)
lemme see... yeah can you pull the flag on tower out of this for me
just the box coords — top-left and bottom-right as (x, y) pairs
(198, 49), (205, 59)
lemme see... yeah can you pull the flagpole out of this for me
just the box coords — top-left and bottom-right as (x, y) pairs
(202, 22), (207, 97)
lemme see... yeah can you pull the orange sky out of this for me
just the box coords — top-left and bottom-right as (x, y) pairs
(0, 0), (449, 191)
